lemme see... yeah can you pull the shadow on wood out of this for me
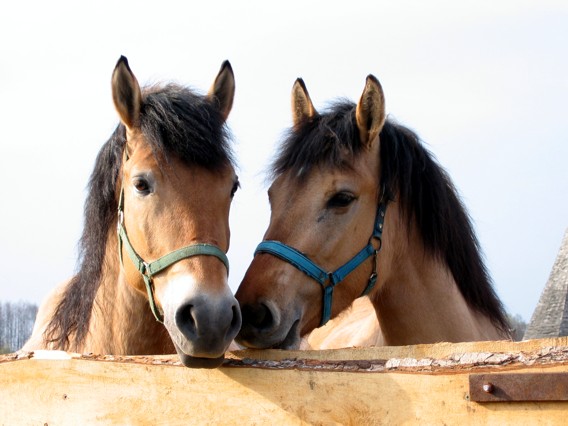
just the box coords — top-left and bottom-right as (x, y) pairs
(1, 338), (568, 425)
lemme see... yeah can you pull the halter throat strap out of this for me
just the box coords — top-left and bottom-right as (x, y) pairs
(255, 200), (386, 326)
(117, 188), (229, 323)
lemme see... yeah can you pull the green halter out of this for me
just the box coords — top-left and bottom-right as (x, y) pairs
(117, 188), (229, 323)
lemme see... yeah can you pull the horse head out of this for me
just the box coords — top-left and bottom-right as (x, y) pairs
(112, 57), (241, 367)
(236, 76), (386, 349)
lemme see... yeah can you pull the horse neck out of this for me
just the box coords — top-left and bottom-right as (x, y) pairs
(82, 227), (174, 355)
(372, 203), (504, 345)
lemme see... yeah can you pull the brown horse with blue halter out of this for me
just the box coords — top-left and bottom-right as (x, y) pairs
(236, 75), (511, 350)
(24, 56), (241, 368)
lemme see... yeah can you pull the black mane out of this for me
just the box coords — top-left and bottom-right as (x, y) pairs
(47, 84), (234, 349)
(272, 100), (509, 333)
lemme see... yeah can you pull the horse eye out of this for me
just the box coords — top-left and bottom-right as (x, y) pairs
(231, 180), (240, 198)
(327, 192), (355, 208)
(133, 178), (150, 194)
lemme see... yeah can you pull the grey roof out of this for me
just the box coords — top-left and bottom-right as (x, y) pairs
(524, 228), (568, 339)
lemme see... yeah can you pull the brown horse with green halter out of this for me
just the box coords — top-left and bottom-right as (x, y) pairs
(24, 57), (241, 368)
(236, 75), (511, 350)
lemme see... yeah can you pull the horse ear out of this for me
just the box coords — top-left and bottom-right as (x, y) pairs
(356, 74), (386, 147)
(291, 78), (317, 127)
(111, 56), (142, 132)
(208, 60), (235, 121)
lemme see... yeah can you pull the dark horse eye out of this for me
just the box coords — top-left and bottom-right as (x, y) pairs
(231, 180), (240, 198)
(133, 178), (150, 194)
(327, 192), (356, 208)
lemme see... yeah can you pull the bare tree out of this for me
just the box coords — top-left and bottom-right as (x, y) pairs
(0, 301), (38, 353)
(508, 313), (528, 341)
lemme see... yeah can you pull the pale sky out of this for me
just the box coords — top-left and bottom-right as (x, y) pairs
(1, 0), (567, 323)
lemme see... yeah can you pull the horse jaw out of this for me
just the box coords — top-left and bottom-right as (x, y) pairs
(272, 319), (301, 350)
(237, 321), (302, 351)
(174, 345), (225, 369)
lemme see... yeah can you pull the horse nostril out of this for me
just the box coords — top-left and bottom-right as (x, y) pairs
(242, 303), (273, 330)
(225, 303), (242, 342)
(230, 304), (241, 329)
(176, 303), (196, 334)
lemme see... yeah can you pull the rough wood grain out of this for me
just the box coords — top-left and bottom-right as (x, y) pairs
(1, 338), (568, 425)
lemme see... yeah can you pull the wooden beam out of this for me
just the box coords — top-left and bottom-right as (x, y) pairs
(1, 338), (568, 424)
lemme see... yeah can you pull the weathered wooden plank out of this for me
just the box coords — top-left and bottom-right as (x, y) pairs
(233, 336), (568, 362)
(1, 338), (567, 425)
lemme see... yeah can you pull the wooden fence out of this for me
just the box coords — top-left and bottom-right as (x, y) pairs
(1, 337), (567, 425)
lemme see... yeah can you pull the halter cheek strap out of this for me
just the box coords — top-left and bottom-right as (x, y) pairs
(117, 188), (229, 323)
(255, 201), (386, 326)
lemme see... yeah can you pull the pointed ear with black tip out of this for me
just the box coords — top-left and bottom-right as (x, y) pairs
(208, 60), (235, 122)
(355, 74), (386, 147)
(111, 56), (142, 133)
(291, 78), (317, 127)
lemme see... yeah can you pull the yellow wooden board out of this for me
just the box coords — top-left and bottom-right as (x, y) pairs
(1, 338), (567, 425)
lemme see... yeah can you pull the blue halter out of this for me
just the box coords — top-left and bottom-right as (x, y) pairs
(254, 200), (386, 326)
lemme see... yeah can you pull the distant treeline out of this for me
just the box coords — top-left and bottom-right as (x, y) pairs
(0, 301), (38, 353)
(508, 313), (527, 341)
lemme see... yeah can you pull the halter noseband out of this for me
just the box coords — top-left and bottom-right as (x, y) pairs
(255, 196), (386, 326)
(117, 187), (229, 324)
